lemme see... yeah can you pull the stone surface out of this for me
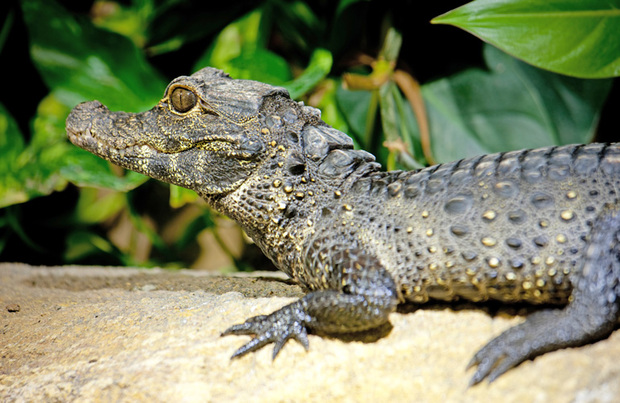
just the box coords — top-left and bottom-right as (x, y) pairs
(1, 262), (619, 402)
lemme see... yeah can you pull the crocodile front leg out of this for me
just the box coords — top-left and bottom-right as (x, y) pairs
(222, 249), (399, 359)
(468, 203), (620, 385)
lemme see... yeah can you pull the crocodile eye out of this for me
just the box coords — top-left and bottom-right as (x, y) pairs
(170, 87), (197, 113)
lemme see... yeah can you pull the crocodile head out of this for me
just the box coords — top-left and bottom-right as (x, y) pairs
(66, 67), (289, 194)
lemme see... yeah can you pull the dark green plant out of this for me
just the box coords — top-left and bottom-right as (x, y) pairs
(433, 0), (620, 78)
(0, 0), (616, 269)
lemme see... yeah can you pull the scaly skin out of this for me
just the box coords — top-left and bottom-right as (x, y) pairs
(66, 67), (620, 384)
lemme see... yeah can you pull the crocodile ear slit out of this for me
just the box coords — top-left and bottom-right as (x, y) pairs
(264, 87), (290, 99)
(286, 152), (306, 176)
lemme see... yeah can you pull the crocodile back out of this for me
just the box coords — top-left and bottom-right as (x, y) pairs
(326, 143), (620, 304)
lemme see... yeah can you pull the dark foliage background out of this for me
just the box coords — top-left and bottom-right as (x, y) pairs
(1, 0), (618, 270)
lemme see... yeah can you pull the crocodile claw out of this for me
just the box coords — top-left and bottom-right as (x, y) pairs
(221, 302), (311, 360)
(467, 320), (539, 386)
(467, 341), (520, 386)
(466, 310), (566, 386)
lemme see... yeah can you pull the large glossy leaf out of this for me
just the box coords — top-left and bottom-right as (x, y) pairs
(193, 7), (332, 99)
(21, 0), (165, 111)
(432, 0), (620, 78)
(193, 8), (292, 84)
(0, 97), (69, 208)
(0, 91), (149, 208)
(14, 0), (158, 206)
(423, 45), (612, 163)
(212, 48), (292, 85)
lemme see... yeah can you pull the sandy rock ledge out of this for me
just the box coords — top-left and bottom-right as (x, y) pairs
(1, 262), (618, 402)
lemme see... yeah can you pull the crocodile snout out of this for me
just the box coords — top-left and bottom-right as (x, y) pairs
(65, 100), (115, 153)
(65, 101), (108, 137)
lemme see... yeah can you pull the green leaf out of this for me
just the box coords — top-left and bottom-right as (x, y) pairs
(0, 90), (148, 208)
(335, 86), (373, 146)
(432, 0), (620, 78)
(378, 82), (424, 170)
(32, 93), (148, 193)
(422, 45), (612, 163)
(21, 0), (165, 111)
(194, 6), (331, 98)
(146, 2), (254, 54)
(0, 95), (73, 208)
(74, 188), (126, 225)
(174, 210), (215, 250)
(10, 0), (162, 208)
(0, 103), (27, 207)
(60, 147), (149, 191)
(224, 49), (292, 85)
(283, 48), (333, 99)
(0, 103), (24, 168)
(193, 8), (263, 70)
(379, 82), (401, 170)
(378, 27), (402, 64)
(2, 206), (45, 252)
(193, 7), (292, 84)
(169, 185), (199, 208)
(64, 230), (118, 262)
(312, 79), (351, 135)
(90, 0), (154, 48)
(271, 0), (323, 53)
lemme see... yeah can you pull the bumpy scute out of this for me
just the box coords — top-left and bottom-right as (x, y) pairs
(66, 67), (620, 385)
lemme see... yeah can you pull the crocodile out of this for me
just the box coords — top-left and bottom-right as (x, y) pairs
(66, 67), (620, 385)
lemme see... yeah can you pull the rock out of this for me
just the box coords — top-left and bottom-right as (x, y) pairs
(5, 304), (20, 313)
(1, 262), (618, 402)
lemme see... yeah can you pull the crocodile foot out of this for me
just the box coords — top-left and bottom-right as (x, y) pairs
(468, 202), (620, 385)
(222, 259), (399, 360)
(467, 310), (560, 385)
(222, 300), (311, 359)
